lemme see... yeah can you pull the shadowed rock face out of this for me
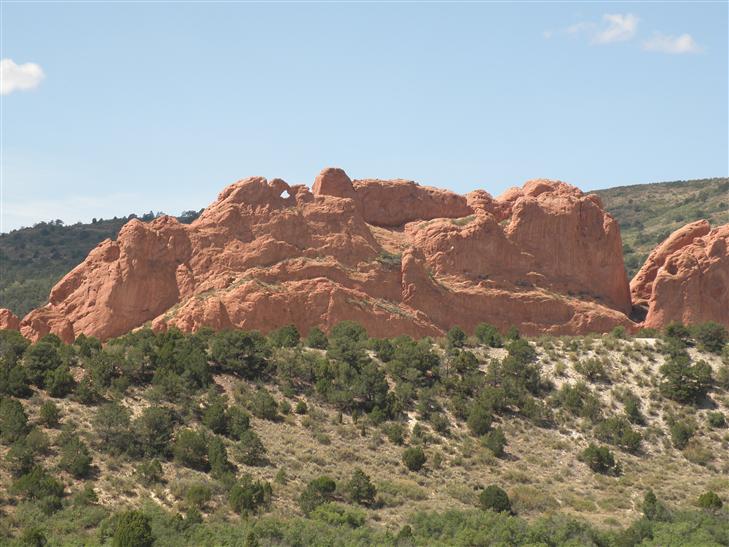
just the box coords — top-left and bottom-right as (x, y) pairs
(19, 167), (636, 342)
(632, 222), (729, 329)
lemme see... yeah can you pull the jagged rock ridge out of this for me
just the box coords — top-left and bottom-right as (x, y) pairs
(11, 167), (639, 342)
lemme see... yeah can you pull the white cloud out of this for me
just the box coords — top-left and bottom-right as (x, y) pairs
(642, 32), (702, 54)
(550, 13), (638, 45)
(566, 21), (596, 35)
(592, 13), (639, 44)
(1, 58), (45, 96)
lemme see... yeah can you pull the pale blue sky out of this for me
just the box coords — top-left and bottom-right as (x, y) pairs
(1, 2), (727, 231)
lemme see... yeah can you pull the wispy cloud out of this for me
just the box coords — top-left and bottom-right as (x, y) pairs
(0, 58), (45, 96)
(642, 32), (702, 54)
(592, 13), (639, 44)
(551, 13), (639, 45)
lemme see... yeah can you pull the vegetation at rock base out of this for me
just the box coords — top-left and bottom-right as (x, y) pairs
(0, 320), (728, 544)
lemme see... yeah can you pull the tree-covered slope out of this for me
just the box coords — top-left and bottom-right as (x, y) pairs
(0, 322), (728, 545)
(594, 177), (729, 278)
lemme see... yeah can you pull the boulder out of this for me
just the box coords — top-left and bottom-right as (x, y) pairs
(633, 222), (729, 328)
(0, 308), (20, 331)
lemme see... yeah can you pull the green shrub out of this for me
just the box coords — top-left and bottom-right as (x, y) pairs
(660, 354), (712, 404)
(59, 435), (93, 478)
(24, 341), (62, 387)
(311, 502), (366, 528)
(402, 447), (426, 472)
(475, 323), (503, 348)
(446, 326), (467, 349)
(551, 382), (602, 421)
(0, 361), (32, 397)
(39, 401), (60, 428)
(642, 489), (670, 521)
(707, 412), (726, 428)
(483, 428), (507, 458)
(664, 322), (691, 344)
(19, 527), (48, 546)
(229, 474), (272, 514)
(185, 483), (212, 509)
(622, 394), (645, 425)
(594, 417), (642, 453)
(299, 475), (336, 515)
(74, 377), (100, 405)
(383, 422), (406, 445)
(6, 438), (36, 477)
(207, 435), (232, 478)
(697, 490), (723, 510)
(93, 402), (132, 455)
(579, 444), (618, 474)
(210, 330), (270, 379)
(574, 358), (610, 383)
(238, 429), (267, 466)
(0, 329), (30, 366)
(479, 485), (511, 513)
(670, 420), (695, 450)
(269, 325), (301, 348)
(133, 406), (175, 458)
(173, 429), (209, 471)
(467, 401), (492, 436)
(371, 338), (395, 362)
(11, 466), (64, 507)
(692, 322), (728, 354)
(295, 401), (308, 415)
(227, 406), (251, 440)
(306, 327), (329, 349)
(345, 468), (377, 506)
(112, 510), (154, 547)
(0, 397), (29, 443)
(716, 363), (729, 390)
(202, 396), (229, 435)
(135, 459), (163, 486)
(249, 388), (279, 420)
(44, 365), (76, 398)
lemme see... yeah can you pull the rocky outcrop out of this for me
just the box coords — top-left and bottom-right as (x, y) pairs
(0, 308), (20, 331)
(19, 168), (635, 342)
(630, 220), (712, 306)
(632, 222), (729, 328)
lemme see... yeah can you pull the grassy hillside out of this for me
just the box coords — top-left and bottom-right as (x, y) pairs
(0, 211), (202, 317)
(595, 178), (729, 278)
(1, 322), (728, 545)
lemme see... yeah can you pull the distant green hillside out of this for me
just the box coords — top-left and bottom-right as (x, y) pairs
(595, 177), (729, 278)
(0, 211), (202, 317)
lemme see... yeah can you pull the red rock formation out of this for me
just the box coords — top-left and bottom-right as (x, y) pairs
(0, 308), (20, 331)
(20, 168), (635, 342)
(630, 220), (712, 306)
(632, 222), (729, 328)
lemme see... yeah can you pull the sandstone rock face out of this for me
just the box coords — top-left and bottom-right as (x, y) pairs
(0, 308), (20, 331)
(20, 168), (635, 342)
(632, 222), (729, 328)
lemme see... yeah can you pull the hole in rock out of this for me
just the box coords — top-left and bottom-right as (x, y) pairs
(280, 190), (290, 199)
